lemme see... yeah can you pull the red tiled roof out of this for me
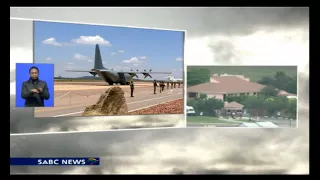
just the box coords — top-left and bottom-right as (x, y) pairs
(187, 76), (265, 94)
(224, 101), (244, 108)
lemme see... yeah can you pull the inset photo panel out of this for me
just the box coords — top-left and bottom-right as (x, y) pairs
(33, 20), (185, 120)
(186, 66), (298, 128)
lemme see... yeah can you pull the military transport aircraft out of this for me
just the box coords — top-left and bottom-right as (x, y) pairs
(66, 44), (172, 85)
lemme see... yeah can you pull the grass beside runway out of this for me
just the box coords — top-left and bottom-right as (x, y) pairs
(187, 116), (239, 124)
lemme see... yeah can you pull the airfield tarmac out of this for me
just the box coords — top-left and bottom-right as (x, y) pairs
(34, 81), (183, 117)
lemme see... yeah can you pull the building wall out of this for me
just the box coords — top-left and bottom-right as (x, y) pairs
(226, 92), (258, 96)
(188, 92), (259, 100)
(221, 108), (243, 117)
(207, 93), (224, 101)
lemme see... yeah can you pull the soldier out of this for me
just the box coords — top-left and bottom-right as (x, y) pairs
(162, 81), (165, 92)
(167, 82), (169, 89)
(178, 82), (181, 88)
(160, 81), (163, 93)
(130, 80), (134, 97)
(153, 79), (158, 94)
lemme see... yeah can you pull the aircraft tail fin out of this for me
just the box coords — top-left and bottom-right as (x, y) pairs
(94, 44), (105, 69)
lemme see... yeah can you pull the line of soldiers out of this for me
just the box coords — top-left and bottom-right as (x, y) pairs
(130, 80), (182, 97)
(153, 80), (181, 94)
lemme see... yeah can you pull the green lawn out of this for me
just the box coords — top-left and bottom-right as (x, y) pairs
(187, 66), (297, 82)
(187, 116), (237, 124)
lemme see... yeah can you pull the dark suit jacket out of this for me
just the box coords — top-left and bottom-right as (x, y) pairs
(21, 79), (50, 107)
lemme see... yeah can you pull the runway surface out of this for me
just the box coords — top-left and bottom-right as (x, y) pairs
(34, 81), (184, 117)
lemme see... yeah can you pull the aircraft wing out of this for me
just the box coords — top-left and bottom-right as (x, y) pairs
(65, 70), (98, 76)
(120, 71), (172, 74)
(65, 70), (96, 73)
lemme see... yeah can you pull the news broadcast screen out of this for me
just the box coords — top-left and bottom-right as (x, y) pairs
(10, 7), (309, 175)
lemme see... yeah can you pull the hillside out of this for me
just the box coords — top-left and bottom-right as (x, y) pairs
(187, 66), (297, 83)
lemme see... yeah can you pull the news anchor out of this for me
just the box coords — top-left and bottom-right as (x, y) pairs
(21, 66), (50, 107)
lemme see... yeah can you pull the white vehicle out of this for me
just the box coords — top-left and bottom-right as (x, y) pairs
(186, 106), (196, 116)
(167, 75), (183, 83)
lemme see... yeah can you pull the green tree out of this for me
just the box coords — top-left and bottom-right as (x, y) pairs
(187, 97), (224, 116)
(205, 98), (224, 111)
(260, 86), (279, 97)
(199, 93), (208, 100)
(287, 98), (297, 119)
(242, 96), (265, 109)
(273, 71), (293, 92)
(284, 75), (297, 94)
(257, 72), (297, 95)
(257, 76), (274, 86)
(225, 95), (247, 104)
(187, 68), (211, 87)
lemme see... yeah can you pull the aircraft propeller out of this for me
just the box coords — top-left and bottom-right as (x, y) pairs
(143, 69), (152, 78)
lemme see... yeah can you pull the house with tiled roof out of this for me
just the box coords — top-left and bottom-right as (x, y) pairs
(187, 75), (265, 101)
(223, 101), (245, 117)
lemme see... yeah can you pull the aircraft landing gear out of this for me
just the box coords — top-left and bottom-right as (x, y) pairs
(108, 82), (113, 85)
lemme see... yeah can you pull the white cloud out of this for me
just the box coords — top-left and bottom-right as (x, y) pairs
(102, 61), (106, 65)
(46, 57), (52, 61)
(88, 60), (93, 62)
(180, 68), (183, 71)
(176, 57), (183, 61)
(133, 64), (139, 66)
(123, 57), (143, 64)
(10, 47), (33, 71)
(185, 28), (309, 75)
(73, 53), (89, 60)
(67, 62), (73, 65)
(172, 69), (177, 71)
(42, 37), (62, 46)
(118, 50), (125, 53)
(111, 52), (116, 55)
(10, 47), (33, 95)
(139, 56), (147, 59)
(71, 35), (112, 46)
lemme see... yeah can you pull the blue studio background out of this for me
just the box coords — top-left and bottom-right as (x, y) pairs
(16, 63), (54, 107)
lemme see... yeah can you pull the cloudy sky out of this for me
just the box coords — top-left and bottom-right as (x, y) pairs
(10, 7), (309, 174)
(34, 21), (184, 78)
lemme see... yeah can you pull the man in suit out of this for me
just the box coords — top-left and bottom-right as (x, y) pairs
(130, 80), (134, 97)
(21, 66), (50, 107)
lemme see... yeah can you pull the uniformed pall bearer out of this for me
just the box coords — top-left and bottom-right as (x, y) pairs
(161, 81), (165, 92)
(130, 80), (134, 97)
(153, 79), (158, 94)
